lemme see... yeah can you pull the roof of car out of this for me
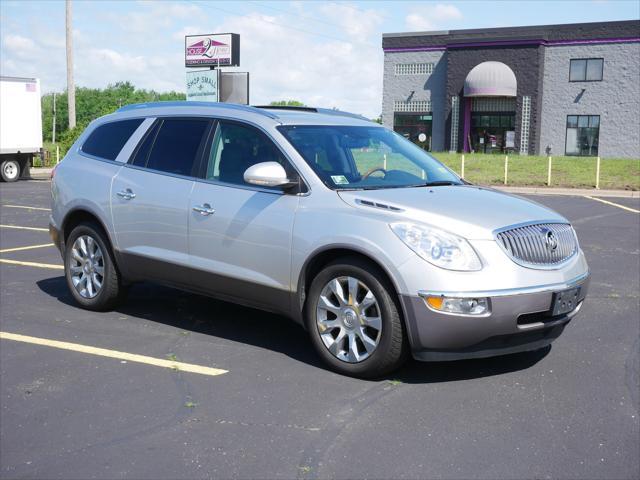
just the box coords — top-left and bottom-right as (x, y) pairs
(113, 101), (375, 127)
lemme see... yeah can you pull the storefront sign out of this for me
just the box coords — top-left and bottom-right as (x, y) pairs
(186, 69), (219, 102)
(505, 130), (515, 148)
(185, 33), (240, 67)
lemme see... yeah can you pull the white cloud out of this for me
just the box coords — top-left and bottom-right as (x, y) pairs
(405, 4), (463, 31)
(0, 2), (385, 117)
(209, 10), (383, 116)
(2, 33), (37, 56)
(318, 2), (384, 42)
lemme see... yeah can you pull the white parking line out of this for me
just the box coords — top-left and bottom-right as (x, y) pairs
(1, 204), (51, 212)
(0, 258), (63, 269)
(0, 243), (54, 253)
(0, 224), (49, 232)
(0, 332), (228, 377)
(584, 196), (640, 214)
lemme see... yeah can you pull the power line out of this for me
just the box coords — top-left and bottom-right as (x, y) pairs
(189, 1), (379, 49)
(246, 0), (352, 30)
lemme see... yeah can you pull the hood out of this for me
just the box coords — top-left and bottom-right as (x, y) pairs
(337, 185), (567, 240)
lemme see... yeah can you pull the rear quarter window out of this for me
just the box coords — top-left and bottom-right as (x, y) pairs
(81, 119), (144, 161)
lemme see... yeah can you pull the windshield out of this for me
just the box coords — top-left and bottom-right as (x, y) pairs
(278, 125), (461, 190)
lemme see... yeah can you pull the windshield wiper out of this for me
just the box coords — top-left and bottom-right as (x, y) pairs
(413, 181), (462, 187)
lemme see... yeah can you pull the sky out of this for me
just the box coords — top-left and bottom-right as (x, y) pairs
(1, 0), (638, 117)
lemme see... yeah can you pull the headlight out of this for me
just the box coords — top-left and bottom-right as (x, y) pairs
(390, 222), (482, 271)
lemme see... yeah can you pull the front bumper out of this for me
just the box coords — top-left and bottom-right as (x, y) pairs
(401, 271), (590, 361)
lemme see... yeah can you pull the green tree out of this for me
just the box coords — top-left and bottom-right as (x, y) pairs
(41, 82), (186, 148)
(269, 100), (306, 107)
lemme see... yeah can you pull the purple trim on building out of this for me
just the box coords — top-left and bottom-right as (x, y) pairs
(383, 36), (640, 53)
(463, 98), (472, 153)
(464, 88), (517, 97)
(384, 46), (447, 53)
(545, 37), (640, 46)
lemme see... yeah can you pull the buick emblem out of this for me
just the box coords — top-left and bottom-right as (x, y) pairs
(543, 229), (558, 251)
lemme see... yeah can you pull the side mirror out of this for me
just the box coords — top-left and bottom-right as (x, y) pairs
(244, 162), (297, 189)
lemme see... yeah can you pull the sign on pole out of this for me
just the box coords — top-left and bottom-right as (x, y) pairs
(185, 33), (240, 67)
(219, 72), (249, 104)
(505, 130), (515, 149)
(186, 69), (219, 102)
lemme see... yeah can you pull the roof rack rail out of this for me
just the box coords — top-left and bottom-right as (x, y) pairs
(254, 105), (318, 112)
(117, 101), (279, 119)
(254, 105), (371, 122)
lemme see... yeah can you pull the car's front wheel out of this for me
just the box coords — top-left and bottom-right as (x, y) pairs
(64, 222), (124, 311)
(305, 257), (407, 378)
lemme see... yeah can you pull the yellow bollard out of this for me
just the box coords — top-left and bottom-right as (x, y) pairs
(56, 145), (60, 164)
(595, 156), (601, 189)
(504, 155), (509, 185)
(547, 156), (552, 186)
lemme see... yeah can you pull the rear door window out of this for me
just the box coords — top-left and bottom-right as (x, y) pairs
(81, 119), (143, 160)
(131, 118), (210, 177)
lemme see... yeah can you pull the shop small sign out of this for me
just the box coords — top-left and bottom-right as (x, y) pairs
(186, 69), (219, 102)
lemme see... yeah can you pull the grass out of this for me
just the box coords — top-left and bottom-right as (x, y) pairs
(166, 353), (178, 362)
(30, 141), (639, 190)
(431, 153), (640, 191)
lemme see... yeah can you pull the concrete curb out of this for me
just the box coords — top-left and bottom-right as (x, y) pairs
(493, 186), (639, 198)
(27, 167), (53, 180)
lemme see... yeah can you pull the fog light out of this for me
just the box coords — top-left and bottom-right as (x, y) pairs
(425, 296), (489, 315)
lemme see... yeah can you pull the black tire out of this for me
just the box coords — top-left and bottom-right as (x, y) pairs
(64, 222), (124, 311)
(305, 257), (408, 378)
(0, 159), (21, 182)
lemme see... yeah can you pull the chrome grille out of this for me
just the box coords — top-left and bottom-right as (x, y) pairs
(496, 223), (578, 268)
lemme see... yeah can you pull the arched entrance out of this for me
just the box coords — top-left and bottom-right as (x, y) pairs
(462, 61), (517, 153)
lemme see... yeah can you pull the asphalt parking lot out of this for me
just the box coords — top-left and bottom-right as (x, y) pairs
(1, 179), (638, 480)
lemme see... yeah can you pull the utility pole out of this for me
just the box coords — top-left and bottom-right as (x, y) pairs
(65, 0), (76, 129)
(52, 92), (56, 143)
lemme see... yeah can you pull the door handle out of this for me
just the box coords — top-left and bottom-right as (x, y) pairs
(193, 203), (215, 216)
(116, 189), (136, 200)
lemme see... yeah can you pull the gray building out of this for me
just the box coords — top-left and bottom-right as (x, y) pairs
(382, 20), (640, 158)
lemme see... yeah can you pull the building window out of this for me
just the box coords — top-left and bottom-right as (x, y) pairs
(394, 63), (434, 75)
(565, 115), (600, 156)
(569, 58), (603, 82)
(519, 96), (531, 155)
(394, 100), (432, 112)
(394, 113), (433, 149)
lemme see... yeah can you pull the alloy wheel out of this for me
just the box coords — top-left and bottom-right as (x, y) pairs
(316, 276), (382, 363)
(69, 235), (105, 299)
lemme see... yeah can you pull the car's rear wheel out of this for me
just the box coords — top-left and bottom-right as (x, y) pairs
(305, 257), (407, 378)
(0, 159), (21, 182)
(65, 222), (124, 311)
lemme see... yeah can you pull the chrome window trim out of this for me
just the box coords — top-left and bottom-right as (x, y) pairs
(78, 151), (122, 165)
(122, 163), (197, 183)
(418, 270), (589, 299)
(493, 220), (579, 270)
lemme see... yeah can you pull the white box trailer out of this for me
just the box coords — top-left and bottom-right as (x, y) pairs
(0, 76), (43, 182)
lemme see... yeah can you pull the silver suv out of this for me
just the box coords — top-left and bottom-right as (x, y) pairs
(49, 102), (589, 378)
